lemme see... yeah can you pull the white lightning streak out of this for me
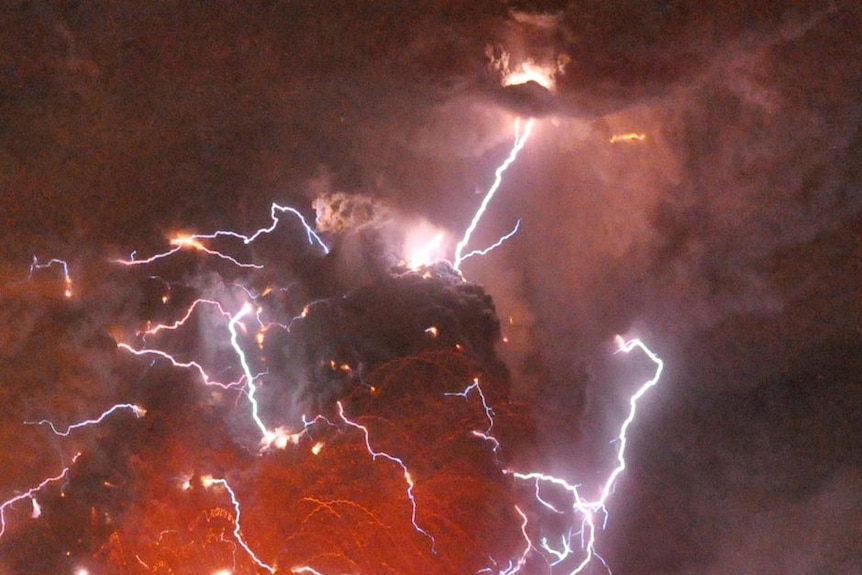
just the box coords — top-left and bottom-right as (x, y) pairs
(454, 119), (534, 271)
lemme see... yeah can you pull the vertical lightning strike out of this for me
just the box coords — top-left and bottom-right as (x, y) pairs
(203, 477), (275, 574)
(0, 453), (80, 538)
(453, 119), (534, 271)
(479, 506), (533, 575)
(501, 506), (533, 575)
(227, 302), (269, 438)
(336, 401), (436, 551)
(601, 337), (664, 503)
(506, 337), (664, 574)
(25, 403), (146, 436)
(29, 256), (73, 298)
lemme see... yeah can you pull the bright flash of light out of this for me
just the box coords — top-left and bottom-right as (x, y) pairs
(203, 477), (275, 573)
(116, 202), (328, 266)
(260, 414), (334, 451)
(336, 401), (436, 550)
(609, 132), (646, 144)
(24, 403), (146, 437)
(453, 119), (534, 271)
(406, 230), (446, 270)
(0, 453), (80, 538)
(506, 337), (664, 573)
(29, 256), (73, 298)
(501, 60), (557, 91)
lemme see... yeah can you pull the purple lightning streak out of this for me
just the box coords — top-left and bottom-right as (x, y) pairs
(25, 403), (146, 436)
(117, 236), (264, 268)
(203, 476), (275, 574)
(456, 219), (521, 266)
(116, 343), (248, 390)
(445, 377), (500, 452)
(506, 336), (664, 574)
(29, 256), (73, 298)
(453, 118), (534, 272)
(336, 401), (436, 551)
(115, 202), (328, 267)
(118, 296), (278, 444)
(0, 453), (80, 538)
(138, 298), (231, 339)
(209, 203), (329, 251)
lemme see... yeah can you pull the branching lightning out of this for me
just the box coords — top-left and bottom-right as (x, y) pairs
(116, 202), (328, 266)
(14, 107), (667, 575)
(336, 401), (436, 551)
(453, 118), (534, 271)
(504, 337), (664, 574)
(445, 377), (500, 452)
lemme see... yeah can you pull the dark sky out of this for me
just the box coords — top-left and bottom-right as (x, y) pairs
(1, 1), (860, 574)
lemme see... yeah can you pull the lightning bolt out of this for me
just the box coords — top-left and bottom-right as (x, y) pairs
(137, 298), (231, 339)
(203, 476), (275, 573)
(454, 118), (534, 271)
(505, 337), (664, 574)
(116, 202), (328, 266)
(14, 131), (666, 575)
(25, 403), (146, 436)
(227, 302), (269, 438)
(0, 453), (80, 538)
(445, 377), (500, 452)
(456, 219), (521, 267)
(29, 256), (73, 298)
(119, 296), (279, 444)
(336, 401), (436, 551)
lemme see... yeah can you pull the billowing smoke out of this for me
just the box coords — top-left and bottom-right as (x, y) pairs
(0, 209), (535, 573)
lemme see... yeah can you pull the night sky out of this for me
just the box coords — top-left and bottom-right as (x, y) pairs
(1, 2), (861, 574)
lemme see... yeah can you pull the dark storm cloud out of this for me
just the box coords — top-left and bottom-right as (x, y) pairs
(264, 265), (505, 417)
